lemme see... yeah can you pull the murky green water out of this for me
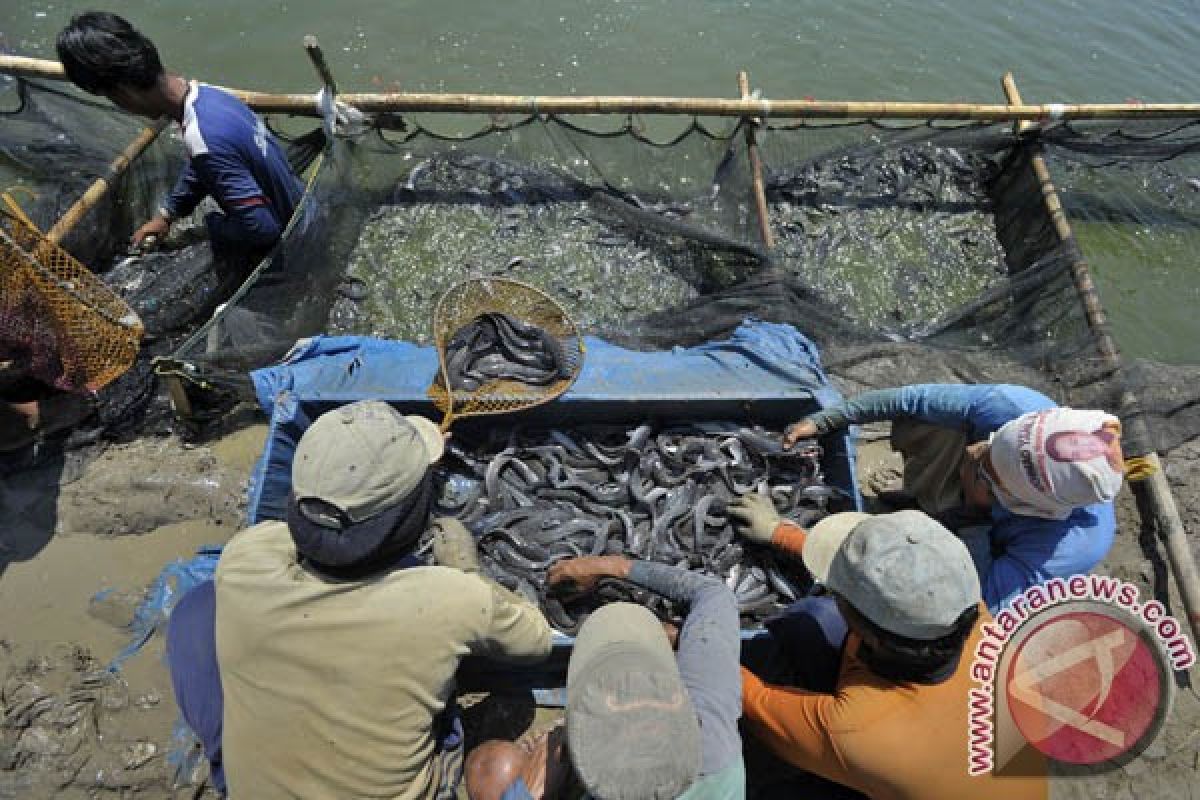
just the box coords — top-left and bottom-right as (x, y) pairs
(4, 0), (1199, 362)
(330, 200), (700, 343)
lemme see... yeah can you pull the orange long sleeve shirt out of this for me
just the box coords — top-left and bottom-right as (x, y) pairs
(743, 523), (1047, 800)
(769, 520), (807, 558)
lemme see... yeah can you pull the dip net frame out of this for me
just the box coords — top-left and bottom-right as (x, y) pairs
(0, 205), (142, 392)
(428, 277), (585, 430)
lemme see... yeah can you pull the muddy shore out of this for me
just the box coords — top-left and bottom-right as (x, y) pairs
(1, 422), (1196, 798)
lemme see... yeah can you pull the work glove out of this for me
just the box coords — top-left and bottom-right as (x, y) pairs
(431, 517), (539, 610)
(430, 517), (481, 573)
(728, 493), (781, 545)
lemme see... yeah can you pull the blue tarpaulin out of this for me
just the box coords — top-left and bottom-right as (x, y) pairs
(247, 320), (859, 524)
(101, 546), (222, 672)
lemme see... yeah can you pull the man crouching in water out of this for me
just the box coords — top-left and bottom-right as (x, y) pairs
(165, 401), (552, 798)
(56, 11), (304, 287)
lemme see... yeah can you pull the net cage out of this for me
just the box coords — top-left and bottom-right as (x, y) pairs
(3, 74), (1200, 457)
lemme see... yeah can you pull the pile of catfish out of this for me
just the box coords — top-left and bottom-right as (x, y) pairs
(445, 312), (572, 391)
(427, 422), (852, 634)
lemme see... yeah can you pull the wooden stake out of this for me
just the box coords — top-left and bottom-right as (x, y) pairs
(1002, 72), (1034, 136)
(303, 35), (338, 96)
(2, 53), (1199, 120)
(1003, 72), (1200, 645)
(738, 71), (773, 250)
(164, 373), (194, 418)
(45, 119), (169, 244)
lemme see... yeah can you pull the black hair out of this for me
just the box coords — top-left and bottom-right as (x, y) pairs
(839, 597), (980, 684)
(56, 11), (163, 94)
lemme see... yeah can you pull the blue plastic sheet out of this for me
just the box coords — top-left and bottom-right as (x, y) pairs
(97, 547), (223, 786)
(247, 320), (859, 524)
(252, 320), (839, 410)
(101, 546), (222, 672)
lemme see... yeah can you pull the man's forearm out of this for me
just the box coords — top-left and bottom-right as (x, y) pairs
(769, 520), (807, 559)
(806, 384), (981, 433)
(628, 560), (743, 776)
(627, 559), (725, 607)
(805, 387), (909, 433)
(164, 164), (206, 220)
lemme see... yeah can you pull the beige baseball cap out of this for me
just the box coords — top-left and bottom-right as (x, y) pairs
(803, 510), (982, 641)
(800, 511), (870, 584)
(291, 400), (444, 528)
(566, 603), (701, 800)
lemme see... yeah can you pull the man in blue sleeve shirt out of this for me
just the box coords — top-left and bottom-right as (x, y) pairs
(465, 555), (744, 800)
(56, 12), (303, 273)
(783, 384), (1125, 612)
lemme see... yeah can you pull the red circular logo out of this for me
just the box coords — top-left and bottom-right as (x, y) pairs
(1005, 607), (1168, 765)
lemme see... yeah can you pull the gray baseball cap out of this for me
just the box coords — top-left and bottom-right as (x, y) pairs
(566, 603), (701, 800)
(807, 510), (982, 641)
(290, 400), (443, 533)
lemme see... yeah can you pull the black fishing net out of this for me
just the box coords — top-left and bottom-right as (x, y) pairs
(3, 75), (1200, 458)
(0, 76), (322, 449)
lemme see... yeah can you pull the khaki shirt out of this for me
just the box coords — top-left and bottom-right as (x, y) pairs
(215, 521), (552, 799)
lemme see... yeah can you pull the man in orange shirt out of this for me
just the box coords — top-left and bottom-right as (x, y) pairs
(729, 499), (1046, 800)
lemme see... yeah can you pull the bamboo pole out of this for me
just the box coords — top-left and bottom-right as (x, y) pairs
(0, 54), (66, 80)
(3, 53), (1200, 120)
(332, 93), (1200, 121)
(738, 71), (774, 250)
(45, 118), (169, 244)
(1004, 72), (1200, 646)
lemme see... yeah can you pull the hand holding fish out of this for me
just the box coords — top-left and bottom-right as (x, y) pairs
(131, 214), (170, 249)
(727, 493), (781, 544)
(546, 555), (632, 597)
(782, 419), (819, 449)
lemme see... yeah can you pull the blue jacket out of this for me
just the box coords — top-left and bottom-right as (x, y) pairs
(501, 561), (745, 800)
(809, 384), (1116, 613)
(164, 83), (303, 247)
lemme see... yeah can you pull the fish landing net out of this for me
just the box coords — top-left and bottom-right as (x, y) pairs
(0, 206), (143, 392)
(428, 277), (585, 429)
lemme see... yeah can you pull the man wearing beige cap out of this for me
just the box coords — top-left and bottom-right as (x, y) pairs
(464, 555), (745, 800)
(738, 510), (1047, 800)
(778, 384), (1124, 612)
(166, 400), (552, 799)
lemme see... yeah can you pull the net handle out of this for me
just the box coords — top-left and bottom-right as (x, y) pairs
(438, 400), (458, 432)
(433, 283), (460, 431)
(46, 119), (168, 245)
